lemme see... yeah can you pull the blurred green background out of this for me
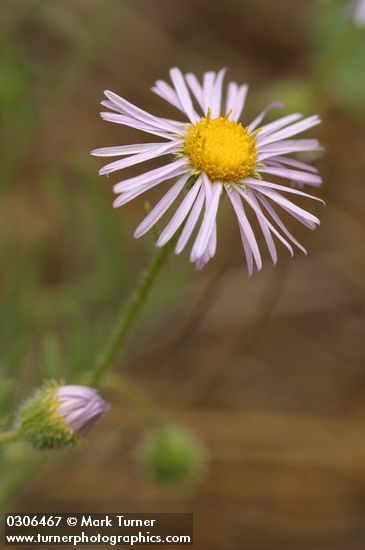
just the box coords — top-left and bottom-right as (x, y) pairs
(1, 0), (365, 548)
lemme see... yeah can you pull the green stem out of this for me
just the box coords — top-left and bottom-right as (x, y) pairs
(311, 21), (356, 102)
(103, 373), (162, 428)
(89, 240), (175, 387)
(0, 430), (19, 445)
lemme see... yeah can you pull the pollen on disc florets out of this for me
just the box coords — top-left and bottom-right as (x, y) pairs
(184, 110), (258, 183)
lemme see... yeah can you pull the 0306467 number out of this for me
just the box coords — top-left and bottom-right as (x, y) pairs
(6, 515), (62, 527)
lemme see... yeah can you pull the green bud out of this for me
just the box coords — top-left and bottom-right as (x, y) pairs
(141, 426), (206, 488)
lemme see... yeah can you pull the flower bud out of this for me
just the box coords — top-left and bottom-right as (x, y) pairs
(141, 426), (206, 488)
(18, 383), (110, 450)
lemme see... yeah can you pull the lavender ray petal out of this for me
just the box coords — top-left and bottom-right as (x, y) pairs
(169, 67), (200, 123)
(100, 112), (175, 140)
(245, 178), (325, 204)
(190, 181), (221, 259)
(229, 84), (249, 121)
(157, 178), (202, 247)
(99, 141), (181, 176)
(267, 156), (319, 174)
(257, 139), (323, 161)
(258, 115), (321, 147)
(104, 90), (182, 133)
(91, 142), (173, 158)
(254, 187), (320, 226)
(248, 101), (284, 133)
(208, 222), (217, 257)
(211, 68), (227, 118)
(185, 72), (204, 111)
(227, 188), (262, 271)
(257, 166), (322, 186)
(256, 194), (307, 254)
(202, 71), (216, 116)
(258, 113), (303, 137)
(243, 188), (294, 258)
(152, 80), (183, 111)
(134, 174), (188, 238)
(113, 158), (189, 194)
(175, 183), (205, 254)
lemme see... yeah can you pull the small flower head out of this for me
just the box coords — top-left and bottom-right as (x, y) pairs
(140, 426), (206, 488)
(18, 383), (110, 450)
(92, 68), (324, 274)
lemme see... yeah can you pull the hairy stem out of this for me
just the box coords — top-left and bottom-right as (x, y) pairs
(89, 239), (175, 387)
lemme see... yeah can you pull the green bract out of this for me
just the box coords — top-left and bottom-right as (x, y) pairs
(18, 383), (77, 450)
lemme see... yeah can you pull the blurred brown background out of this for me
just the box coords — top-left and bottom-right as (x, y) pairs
(1, 0), (365, 548)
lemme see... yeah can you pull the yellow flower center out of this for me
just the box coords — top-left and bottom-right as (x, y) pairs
(184, 111), (258, 183)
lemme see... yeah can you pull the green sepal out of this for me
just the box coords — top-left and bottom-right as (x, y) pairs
(18, 381), (78, 450)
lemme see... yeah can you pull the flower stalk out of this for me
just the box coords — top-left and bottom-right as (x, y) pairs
(89, 238), (176, 388)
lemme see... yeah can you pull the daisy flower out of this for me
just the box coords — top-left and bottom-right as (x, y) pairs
(92, 68), (323, 275)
